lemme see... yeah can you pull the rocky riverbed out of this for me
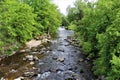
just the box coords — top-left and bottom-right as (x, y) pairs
(0, 27), (96, 80)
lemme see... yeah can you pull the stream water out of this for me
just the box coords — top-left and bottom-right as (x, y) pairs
(0, 27), (95, 80)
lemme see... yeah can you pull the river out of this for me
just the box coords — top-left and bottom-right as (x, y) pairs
(0, 27), (95, 80)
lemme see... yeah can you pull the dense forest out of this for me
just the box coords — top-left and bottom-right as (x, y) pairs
(0, 0), (61, 55)
(66, 0), (120, 79)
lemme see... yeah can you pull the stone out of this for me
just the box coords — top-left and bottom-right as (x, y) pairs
(26, 55), (34, 61)
(34, 56), (39, 61)
(38, 62), (44, 65)
(78, 58), (84, 62)
(57, 57), (65, 62)
(23, 58), (26, 61)
(65, 44), (70, 46)
(30, 61), (34, 65)
(10, 69), (17, 73)
(41, 72), (51, 79)
(52, 56), (57, 60)
(56, 68), (64, 72)
(32, 67), (37, 70)
(14, 77), (24, 80)
(20, 50), (26, 53)
(23, 72), (35, 77)
(0, 77), (6, 80)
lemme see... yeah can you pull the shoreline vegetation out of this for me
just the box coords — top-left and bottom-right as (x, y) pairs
(66, 0), (120, 79)
(0, 0), (61, 56)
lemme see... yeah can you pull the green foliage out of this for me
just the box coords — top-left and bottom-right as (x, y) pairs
(67, 0), (120, 79)
(107, 55), (120, 80)
(61, 15), (69, 27)
(24, 0), (61, 34)
(68, 23), (76, 30)
(0, 0), (61, 54)
(82, 42), (92, 54)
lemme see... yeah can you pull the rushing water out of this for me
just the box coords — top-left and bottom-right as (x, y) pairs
(0, 27), (95, 80)
(33, 27), (95, 80)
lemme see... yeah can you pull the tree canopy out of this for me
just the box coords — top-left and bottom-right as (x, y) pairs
(0, 0), (61, 54)
(67, 0), (120, 79)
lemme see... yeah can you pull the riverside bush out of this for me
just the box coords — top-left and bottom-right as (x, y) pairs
(67, 0), (120, 79)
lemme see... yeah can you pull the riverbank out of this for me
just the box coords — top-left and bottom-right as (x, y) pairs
(0, 34), (52, 80)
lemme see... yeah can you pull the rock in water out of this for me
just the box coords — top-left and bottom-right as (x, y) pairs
(57, 57), (65, 62)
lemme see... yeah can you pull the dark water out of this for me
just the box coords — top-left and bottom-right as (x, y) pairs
(33, 27), (95, 80)
(0, 27), (95, 80)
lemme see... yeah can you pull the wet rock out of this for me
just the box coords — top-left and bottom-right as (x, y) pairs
(32, 52), (38, 54)
(20, 49), (26, 53)
(74, 66), (78, 70)
(57, 57), (65, 62)
(72, 73), (78, 77)
(97, 75), (106, 80)
(34, 56), (39, 61)
(68, 67), (73, 70)
(78, 58), (84, 62)
(23, 57), (27, 61)
(10, 69), (17, 73)
(14, 77), (24, 80)
(64, 70), (75, 75)
(0, 77), (5, 80)
(31, 47), (38, 52)
(23, 72), (35, 77)
(26, 55), (34, 61)
(56, 68), (64, 72)
(65, 44), (70, 46)
(32, 67), (37, 70)
(86, 57), (90, 60)
(30, 61), (35, 65)
(52, 56), (57, 60)
(40, 72), (51, 79)
(38, 62), (44, 65)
